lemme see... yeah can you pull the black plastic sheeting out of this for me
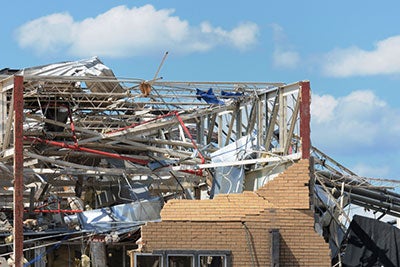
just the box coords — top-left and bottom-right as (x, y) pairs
(342, 215), (400, 267)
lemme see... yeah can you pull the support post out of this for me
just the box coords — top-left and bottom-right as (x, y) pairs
(299, 81), (311, 159)
(257, 96), (263, 148)
(206, 114), (217, 145)
(235, 104), (242, 139)
(34, 244), (46, 267)
(218, 115), (222, 148)
(278, 90), (286, 150)
(0, 89), (4, 146)
(270, 229), (280, 267)
(13, 75), (24, 266)
(90, 241), (107, 267)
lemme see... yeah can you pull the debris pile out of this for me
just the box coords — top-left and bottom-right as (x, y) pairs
(0, 57), (306, 261)
(1, 57), (398, 266)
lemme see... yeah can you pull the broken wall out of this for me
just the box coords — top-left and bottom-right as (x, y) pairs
(139, 159), (331, 266)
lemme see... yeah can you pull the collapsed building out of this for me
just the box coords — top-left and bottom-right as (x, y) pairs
(0, 57), (399, 266)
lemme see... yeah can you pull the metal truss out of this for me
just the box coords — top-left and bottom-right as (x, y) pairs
(0, 75), (309, 194)
(0, 69), (310, 263)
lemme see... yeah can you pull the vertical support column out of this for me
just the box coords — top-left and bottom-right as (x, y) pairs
(278, 91), (286, 151)
(265, 92), (270, 139)
(308, 156), (316, 211)
(270, 229), (280, 267)
(122, 245), (126, 267)
(197, 116), (204, 145)
(236, 105), (242, 139)
(299, 81), (311, 159)
(257, 96), (263, 148)
(34, 244), (46, 267)
(29, 187), (35, 215)
(0, 89), (5, 146)
(3, 90), (14, 150)
(206, 114), (217, 145)
(217, 115), (223, 148)
(13, 75), (24, 266)
(90, 241), (107, 267)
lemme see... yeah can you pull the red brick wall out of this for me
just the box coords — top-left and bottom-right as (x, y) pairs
(140, 159), (331, 266)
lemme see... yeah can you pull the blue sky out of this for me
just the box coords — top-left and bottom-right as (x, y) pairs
(1, 1), (399, 180)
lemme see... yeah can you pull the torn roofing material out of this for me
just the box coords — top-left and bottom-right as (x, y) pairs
(65, 197), (162, 233)
(0, 58), (306, 238)
(17, 56), (125, 93)
(4, 57), (399, 266)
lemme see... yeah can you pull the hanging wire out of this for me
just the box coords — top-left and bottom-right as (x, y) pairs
(242, 222), (257, 267)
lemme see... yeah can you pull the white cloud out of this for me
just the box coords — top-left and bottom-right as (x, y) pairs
(352, 163), (390, 178)
(16, 13), (74, 54)
(15, 5), (259, 58)
(311, 90), (400, 152)
(323, 35), (400, 77)
(199, 21), (259, 51)
(271, 23), (300, 69)
(273, 49), (300, 69)
(311, 94), (338, 123)
(228, 22), (259, 50)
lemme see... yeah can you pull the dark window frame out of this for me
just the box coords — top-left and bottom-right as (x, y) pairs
(135, 253), (163, 267)
(134, 250), (231, 267)
(198, 254), (228, 267)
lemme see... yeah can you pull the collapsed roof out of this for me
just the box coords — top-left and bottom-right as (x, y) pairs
(0, 57), (398, 264)
(0, 57), (306, 238)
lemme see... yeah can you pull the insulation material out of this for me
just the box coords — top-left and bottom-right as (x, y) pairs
(67, 197), (162, 233)
(210, 134), (256, 196)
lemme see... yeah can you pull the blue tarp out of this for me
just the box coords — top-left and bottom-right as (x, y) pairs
(196, 88), (224, 105)
(221, 90), (244, 98)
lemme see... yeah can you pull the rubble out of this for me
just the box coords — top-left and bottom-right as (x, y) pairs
(0, 57), (399, 266)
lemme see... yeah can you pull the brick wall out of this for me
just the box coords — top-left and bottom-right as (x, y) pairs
(256, 159), (311, 209)
(140, 159), (331, 266)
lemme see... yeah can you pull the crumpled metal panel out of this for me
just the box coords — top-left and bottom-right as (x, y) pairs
(66, 197), (162, 233)
(20, 56), (124, 93)
(210, 134), (256, 196)
(111, 197), (162, 222)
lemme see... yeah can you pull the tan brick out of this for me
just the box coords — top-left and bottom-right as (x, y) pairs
(140, 160), (330, 266)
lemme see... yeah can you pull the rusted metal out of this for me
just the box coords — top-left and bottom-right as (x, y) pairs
(13, 75), (24, 266)
(0, 59), (320, 264)
(23, 136), (150, 165)
(299, 81), (311, 159)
